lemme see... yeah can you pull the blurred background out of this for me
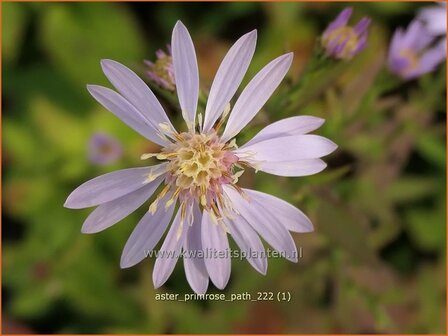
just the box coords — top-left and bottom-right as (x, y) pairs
(2, 2), (446, 334)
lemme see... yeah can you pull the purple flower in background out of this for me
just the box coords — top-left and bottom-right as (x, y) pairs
(64, 21), (337, 293)
(145, 46), (175, 91)
(388, 20), (446, 80)
(418, 2), (447, 37)
(321, 7), (371, 60)
(88, 133), (123, 165)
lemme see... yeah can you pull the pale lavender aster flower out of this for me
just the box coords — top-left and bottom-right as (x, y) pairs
(418, 2), (447, 37)
(64, 21), (337, 293)
(88, 132), (123, 165)
(144, 45), (175, 91)
(388, 20), (446, 80)
(321, 7), (371, 60)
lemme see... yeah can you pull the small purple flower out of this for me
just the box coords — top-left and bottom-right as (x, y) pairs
(144, 46), (175, 91)
(65, 21), (337, 293)
(388, 20), (446, 80)
(88, 133), (123, 165)
(321, 7), (371, 60)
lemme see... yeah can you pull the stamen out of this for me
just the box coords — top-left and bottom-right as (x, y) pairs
(214, 103), (231, 133)
(148, 184), (171, 214)
(140, 153), (158, 160)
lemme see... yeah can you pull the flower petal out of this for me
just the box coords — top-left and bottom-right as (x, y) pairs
(221, 53), (293, 142)
(224, 215), (267, 274)
(64, 164), (168, 209)
(223, 185), (298, 262)
(201, 211), (231, 289)
(87, 85), (170, 146)
(100, 59), (176, 133)
(153, 208), (187, 288)
(120, 194), (175, 268)
(172, 21), (199, 128)
(243, 116), (325, 146)
(81, 176), (164, 234)
(257, 159), (327, 177)
(184, 204), (209, 294)
(235, 134), (337, 162)
(203, 30), (257, 132)
(243, 188), (313, 233)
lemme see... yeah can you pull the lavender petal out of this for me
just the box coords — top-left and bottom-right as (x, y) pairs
(203, 30), (257, 132)
(153, 209), (186, 288)
(172, 21), (199, 128)
(223, 185), (298, 262)
(224, 215), (267, 274)
(243, 188), (314, 233)
(201, 211), (231, 289)
(243, 116), (325, 146)
(81, 176), (164, 234)
(86, 85), (171, 146)
(257, 158), (327, 177)
(236, 134), (337, 162)
(184, 203), (209, 294)
(64, 164), (167, 209)
(221, 53), (293, 142)
(120, 194), (176, 268)
(100, 60), (176, 134)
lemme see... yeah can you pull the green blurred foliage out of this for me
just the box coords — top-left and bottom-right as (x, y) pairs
(2, 2), (446, 334)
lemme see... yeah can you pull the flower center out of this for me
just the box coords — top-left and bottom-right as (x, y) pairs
(165, 132), (236, 190)
(145, 131), (242, 218)
(322, 26), (359, 59)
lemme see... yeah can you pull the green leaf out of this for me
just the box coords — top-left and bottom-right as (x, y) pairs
(2, 2), (27, 63)
(39, 3), (145, 86)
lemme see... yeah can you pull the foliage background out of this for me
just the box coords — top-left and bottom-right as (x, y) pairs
(2, 2), (446, 334)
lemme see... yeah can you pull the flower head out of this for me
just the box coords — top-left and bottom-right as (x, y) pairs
(388, 20), (446, 80)
(88, 132), (122, 165)
(145, 46), (175, 91)
(321, 7), (371, 60)
(65, 21), (337, 293)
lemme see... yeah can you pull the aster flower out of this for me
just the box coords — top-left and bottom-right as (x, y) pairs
(418, 2), (447, 37)
(388, 20), (446, 80)
(321, 7), (371, 60)
(88, 132), (123, 165)
(65, 21), (337, 293)
(144, 46), (175, 91)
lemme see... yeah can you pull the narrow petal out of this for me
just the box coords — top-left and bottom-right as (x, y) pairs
(223, 185), (298, 262)
(354, 17), (371, 35)
(64, 164), (168, 209)
(120, 194), (175, 268)
(201, 211), (231, 289)
(221, 53), (293, 143)
(203, 30), (257, 132)
(172, 21), (199, 128)
(153, 208), (187, 288)
(243, 116), (325, 147)
(257, 158), (327, 177)
(324, 7), (353, 36)
(418, 39), (446, 72)
(224, 215), (267, 274)
(87, 85), (170, 146)
(81, 176), (164, 234)
(243, 188), (313, 233)
(100, 59), (176, 133)
(184, 204), (209, 294)
(235, 135), (337, 162)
